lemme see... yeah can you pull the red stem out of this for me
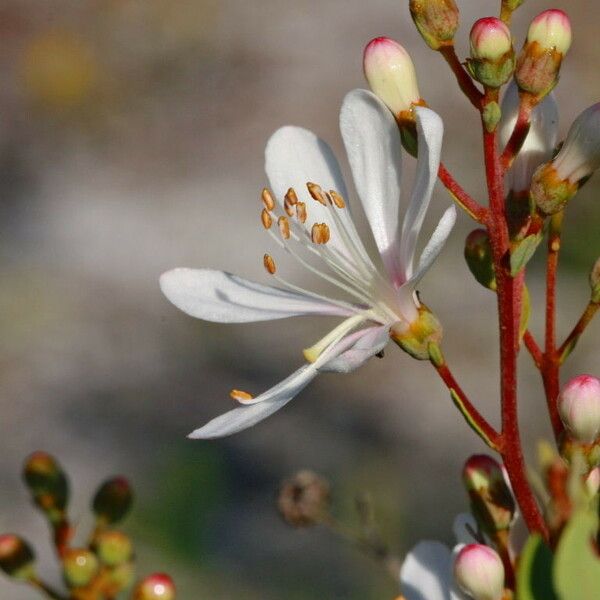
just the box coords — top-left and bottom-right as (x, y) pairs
(500, 95), (533, 171)
(439, 45), (483, 110)
(558, 301), (600, 360)
(482, 92), (549, 540)
(523, 330), (543, 369)
(438, 163), (488, 222)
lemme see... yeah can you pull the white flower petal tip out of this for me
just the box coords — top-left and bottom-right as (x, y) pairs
(400, 540), (455, 600)
(159, 268), (350, 323)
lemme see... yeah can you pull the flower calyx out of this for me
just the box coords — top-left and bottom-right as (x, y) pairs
(390, 304), (443, 361)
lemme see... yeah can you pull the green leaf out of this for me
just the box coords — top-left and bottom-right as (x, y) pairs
(553, 510), (600, 600)
(510, 234), (542, 276)
(516, 534), (557, 600)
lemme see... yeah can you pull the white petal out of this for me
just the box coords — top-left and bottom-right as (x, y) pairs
(407, 205), (456, 289)
(265, 125), (371, 269)
(340, 89), (404, 285)
(319, 325), (389, 373)
(160, 268), (352, 323)
(400, 540), (455, 600)
(399, 107), (444, 281)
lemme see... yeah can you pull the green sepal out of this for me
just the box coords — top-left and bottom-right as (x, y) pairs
(510, 233), (542, 276)
(450, 389), (498, 450)
(483, 101), (501, 133)
(516, 534), (557, 600)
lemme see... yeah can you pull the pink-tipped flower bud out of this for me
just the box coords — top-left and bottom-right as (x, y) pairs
(23, 451), (69, 519)
(92, 476), (133, 525)
(462, 455), (515, 534)
(409, 0), (459, 51)
(558, 375), (600, 444)
(516, 10), (572, 99)
(62, 548), (99, 589)
(454, 544), (505, 600)
(468, 18), (514, 88)
(527, 9), (572, 55)
(133, 573), (176, 600)
(0, 535), (35, 580)
(586, 467), (600, 497)
(500, 81), (559, 195)
(363, 37), (421, 118)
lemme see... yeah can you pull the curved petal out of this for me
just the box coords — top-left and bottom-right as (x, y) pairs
(319, 325), (389, 373)
(340, 89), (404, 285)
(400, 540), (455, 600)
(160, 268), (353, 323)
(399, 107), (444, 281)
(265, 125), (372, 270)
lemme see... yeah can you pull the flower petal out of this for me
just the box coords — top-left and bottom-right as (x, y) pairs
(319, 325), (389, 373)
(400, 540), (455, 600)
(265, 125), (372, 269)
(340, 89), (405, 285)
(399, 106), (444, 281)
(160, 268), (352, 323)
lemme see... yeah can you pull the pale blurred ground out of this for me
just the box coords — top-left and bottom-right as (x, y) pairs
(0, 1), (599, 598)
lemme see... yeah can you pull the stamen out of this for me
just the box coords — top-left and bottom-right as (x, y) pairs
(307, 182), (327, 206)
(303, 314), (366, 363)
(296, 202), (307, 223)
(261, 188), (275, 211)
(261, 208), (273, 229)
(330, 190), (346, 209)
(278, 216), (291, 239)
(230, 389), (254, 402)
(311, 223), (330, 244)
(285, 188), (299, 205)
(263, 253), (277, 274)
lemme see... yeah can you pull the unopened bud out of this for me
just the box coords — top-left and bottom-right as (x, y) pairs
(464, 229), (496, 291)
(463, 455), (515, 534)
(133, 573), (176, 600)
(93, 531), (133, 567)
(590, 257), (600, 303)
(409, 0), (459, 51)
(23, 452), (69, 517)
(391, 305), (443, 361)
(454, 544), (505, 600)
(0, 535), (35, 580)
(468, 18), (514, 88)
(500, 81), (559, 195)
(585, 467), (600, 497)
(558, 375), (600, 444)
(363, 37), (422, 118)
(529, 162), (578, 216)
(62, 548), (99, 588)
(277, 470), (330, 527)
(515, 10), (572, 99)
(93, 477), (133, 524)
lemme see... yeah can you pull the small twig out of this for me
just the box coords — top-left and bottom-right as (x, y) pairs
(558, 301), (600, 363)
(438, 45), (483, 110)
(438, 163), (488, 222)
(523, 330), (543, 369)
(500, 94), (534, 171)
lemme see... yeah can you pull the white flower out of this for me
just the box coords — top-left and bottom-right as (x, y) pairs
(500, 81), (559, 195)
(160, 89), (456, 439)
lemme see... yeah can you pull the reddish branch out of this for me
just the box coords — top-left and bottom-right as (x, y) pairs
(524, 330), (543, 369)
(500, 95), (534, 171)
(438, 163), (488, 222)
(439, 45), (483, 110)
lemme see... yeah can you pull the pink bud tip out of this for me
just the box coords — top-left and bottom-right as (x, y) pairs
(558, 375), (600, 443)
(134, 573), (176, 600)
(470, 17), (512, 61)
(454, 544), (505, 600)
(528, 9), (572, 54)
(462, 454), (504, 490)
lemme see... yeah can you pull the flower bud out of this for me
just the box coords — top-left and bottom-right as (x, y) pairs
(133, 573), (176, 600)
(464, 229), (496, 291)
(590, 257), (600, 304)
(409, 0), (459, 51)
(515, 10), (572, 99)
(363, 38), (422, 118)
(391, 305), (443, 361)
(23, 452), (69, 517)
(558, 375), (600, 444)
(0, 535), (35, 580)
(468, 18), (514, 88)
(62, 548), (99, 588)
(93, 531), (133, 567)
(454, 544), (505, 600)
(277, 470), (331, 527)
(500, 81), (559, 195)
(93, 476), (133, 525)
(462, 455), (515, 534)
(585, 467), (600, 497)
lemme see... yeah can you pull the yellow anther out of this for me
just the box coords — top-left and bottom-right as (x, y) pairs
(285, 188), (299, 205)
(296, 202), (307, 223)
(261, 208), (273, 229)
(330, 190), (346, 209)
(284, 198), (295, 216)
(263, 253), (277, 274)
(230, 389), (254, 402)
(261, 188), (275, 211)
(311, 222), (330, 244)
(278, 216), (291, 239)
(307, 182), (327, 205)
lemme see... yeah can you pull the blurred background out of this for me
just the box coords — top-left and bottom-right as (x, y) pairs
(0, 1), (599, 598)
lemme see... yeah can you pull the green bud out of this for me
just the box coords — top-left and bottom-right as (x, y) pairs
(390, 305), (443, 360)
(463, 454), (516, 534)
(464, 229), (496, 290)
(409, 0), (459, 51)
(133, 573), (176, 600)
(0, 535), (35, 580)
(93, 531), (133, 567)
(590, 257), (600, 304)
(23, 452), (69, 517)
(93, 477), (133, 525)
(62, 548), (99, 588)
